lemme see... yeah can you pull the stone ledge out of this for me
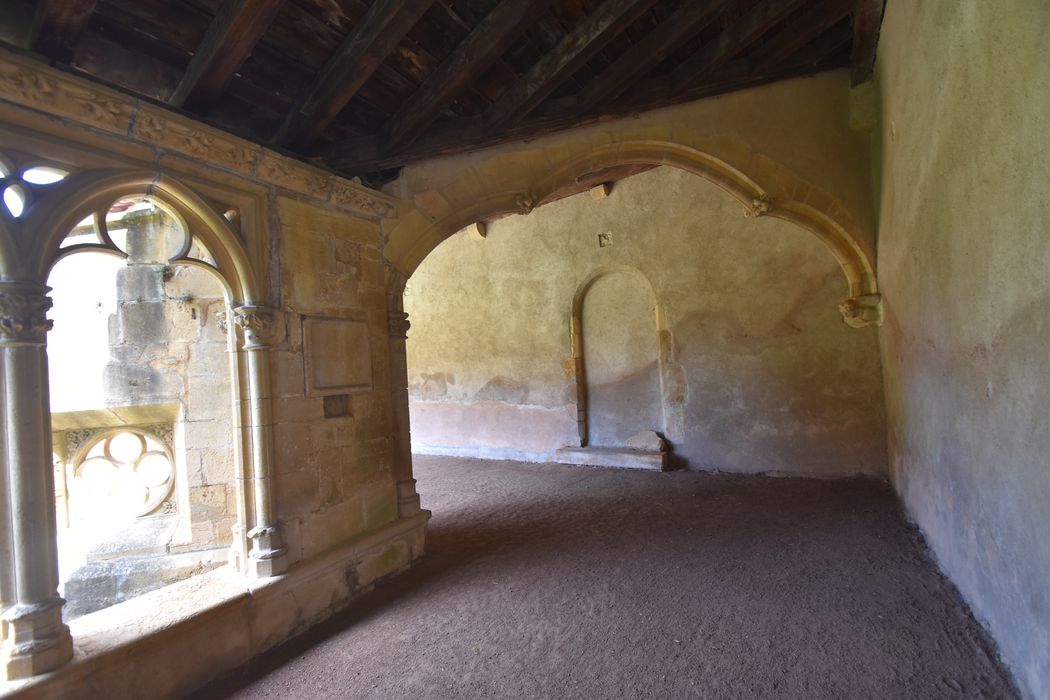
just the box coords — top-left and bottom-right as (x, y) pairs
(1, 511), (430, 700)
(555, 446), (668, 471)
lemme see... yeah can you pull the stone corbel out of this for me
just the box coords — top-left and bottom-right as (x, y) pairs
(838, 294), (883, 328)
(515, 192), (536, 216)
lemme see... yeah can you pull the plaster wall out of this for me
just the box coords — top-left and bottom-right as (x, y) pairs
(875, 2), (1050, 697)
(405, 167), (887, 476)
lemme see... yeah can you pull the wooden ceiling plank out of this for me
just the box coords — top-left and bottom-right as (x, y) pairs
(670, 0), (810, 91)
(575, 0), (732, 114)
(382, 0), (554, 152)
(273, 0), (435, 149)
(752, 0), (853, 71)
(31, 0), (97, 64)
(850, 0), (885, 84)
(485, 0), (661, 130)
(169, 0), (284, 111)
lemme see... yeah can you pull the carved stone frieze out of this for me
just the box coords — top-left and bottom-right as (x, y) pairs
(330, 179), (397, 220)
(0, 287), (53, 344)
(134, 107), (259, 175)
(838, 294), (883, 328)
(257, 152), (331, 200)
(388, 311), (410, 340)
(0, 62), (129, 133)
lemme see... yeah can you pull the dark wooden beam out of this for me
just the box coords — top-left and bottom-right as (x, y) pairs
(753, 0), (852, 70)
(273, 0), (435, 150)
(575, 0), (732, 114)
(31, 0), (97, 64)
(382, 0), (553, 152)
(324, 62), (848, 175)
(850, 0), (886, 85)
(169, 0), (283, 111)
(671, 0), (809, 91)
(485, 0), (660, 130)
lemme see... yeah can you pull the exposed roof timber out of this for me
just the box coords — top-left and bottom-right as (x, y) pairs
(273, 0), (436, 150)
(31, 0), (96, 64)
(752, 0), (853, 70)
(169, 0), (284, 111)
(575, 0), (733, 114)
(484, 0), (661, 130)
(382, 0), (555, 152)
(671, 0), (810, 91)
(850, 0), (886, 84)
(325, 62), (844, 176)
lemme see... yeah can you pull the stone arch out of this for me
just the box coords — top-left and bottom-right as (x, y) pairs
(385, 139), (881, 328)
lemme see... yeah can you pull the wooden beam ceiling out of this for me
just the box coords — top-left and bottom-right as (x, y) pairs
(31, 0), (96, 64)
(850, 0), (886, 85)
(169, 0), (284, 111)
(273, 0), (435, 150)
(670, 0), (810, 91)
(484, 0), (661, 131)
(10, 0), (869, 184)
(574, 0), (733, 115)
(381, 0), (554, 152)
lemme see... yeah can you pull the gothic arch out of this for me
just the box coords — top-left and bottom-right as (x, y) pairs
(385, 139), (882, 328)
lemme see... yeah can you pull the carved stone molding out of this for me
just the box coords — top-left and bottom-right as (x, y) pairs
(0, 62), (130, 133)
(231, 304), (278, 349)
(0, 286), (53, 345)
(330, 179), (397, 220)
(388, 311), (410, 340)
(743, 193), (773, 218)
(134, 107), (260, 176)
(257, 151), (332, 201)
(838, 294), (883, 328)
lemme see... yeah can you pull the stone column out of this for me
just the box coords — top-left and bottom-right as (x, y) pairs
(232, 305), (287, 578)
(388, 290), (420, 517)
(0, 282), (72, 679)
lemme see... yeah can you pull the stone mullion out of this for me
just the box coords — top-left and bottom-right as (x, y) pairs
(387, 290), (420, 517)
(232, 305), (287, 578)
(0, 283), (72, 679)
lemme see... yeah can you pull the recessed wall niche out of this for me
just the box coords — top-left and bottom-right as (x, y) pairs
(302, 315), (373, 397)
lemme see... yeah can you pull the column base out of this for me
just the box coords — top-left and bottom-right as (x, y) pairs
(397, 479), (421, 517)
(246, 525), (288, 578)
(1, 600), (73, 680)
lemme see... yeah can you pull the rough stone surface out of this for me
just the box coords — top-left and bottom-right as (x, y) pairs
(202, 456), (1018, 699)
(406, 167), (886, 476)
(876, 2), (1050, 697)
(626, 430), (665, 452)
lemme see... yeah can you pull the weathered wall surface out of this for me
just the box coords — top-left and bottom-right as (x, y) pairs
(875, 2), (1050, 697)
(406, 167), (886, 476)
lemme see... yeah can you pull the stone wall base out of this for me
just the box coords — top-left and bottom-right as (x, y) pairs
(0, 512), (430, 700)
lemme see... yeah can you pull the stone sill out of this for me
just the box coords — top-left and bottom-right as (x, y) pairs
(2, 510), (430, 698)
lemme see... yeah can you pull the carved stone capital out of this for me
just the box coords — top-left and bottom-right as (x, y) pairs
(839, 294), (883, 328)
(388, 311), (410, 340)
(0, 284), (54, 345)
(743, 193), (773, 218)
(232, 305), (278, 349)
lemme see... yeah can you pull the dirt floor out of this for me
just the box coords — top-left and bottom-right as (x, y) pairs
(198, 456), (1019, 699)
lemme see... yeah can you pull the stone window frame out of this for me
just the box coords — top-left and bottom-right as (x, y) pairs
(0, 162), (288, 680)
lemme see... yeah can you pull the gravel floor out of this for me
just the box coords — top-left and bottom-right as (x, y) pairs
(197, 455), (1018, 699)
